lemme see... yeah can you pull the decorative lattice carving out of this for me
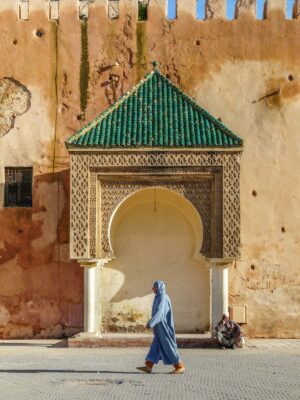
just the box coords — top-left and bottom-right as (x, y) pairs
(183, 181), (213, 255)
(215, 171), (223, 258)
(88, 152), (224, 168)
(70, 155), (89, 258)
(89, 171), (97, 258)
(69, 151), (241, 259)
(100, 182), (146, 254)
(223, 154), (241, 258)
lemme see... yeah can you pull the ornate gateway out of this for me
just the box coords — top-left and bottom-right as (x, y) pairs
(66, 66), (243, 336)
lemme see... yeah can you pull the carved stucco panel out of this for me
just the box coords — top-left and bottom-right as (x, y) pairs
(223, 154), (241, 258)
(69, 151), (241, 259)
(70, 154), (89, 258)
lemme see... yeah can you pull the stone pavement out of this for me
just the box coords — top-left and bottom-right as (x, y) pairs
(0, 339), (300, 400)
(245, 338), (300, 349)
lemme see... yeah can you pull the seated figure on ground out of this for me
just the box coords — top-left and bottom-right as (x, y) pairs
(215, 313), (243, 349)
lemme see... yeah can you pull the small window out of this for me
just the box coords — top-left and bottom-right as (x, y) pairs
(4, 167), (33, 208)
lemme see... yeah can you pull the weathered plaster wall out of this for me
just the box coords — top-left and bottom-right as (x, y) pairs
(0, 0), (83, 338)
(0, 0), (299, 337)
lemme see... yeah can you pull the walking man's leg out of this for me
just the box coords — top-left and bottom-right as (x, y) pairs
(137, 339), (160, 373)
(170, 361), (185, 374)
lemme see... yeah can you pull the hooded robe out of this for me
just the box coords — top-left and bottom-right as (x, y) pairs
(146, 281), (180, 365)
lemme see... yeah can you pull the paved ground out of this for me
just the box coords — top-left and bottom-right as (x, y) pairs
(0, 340), (300, 400)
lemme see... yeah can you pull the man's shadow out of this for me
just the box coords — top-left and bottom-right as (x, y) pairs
(0, 369), (167, 375)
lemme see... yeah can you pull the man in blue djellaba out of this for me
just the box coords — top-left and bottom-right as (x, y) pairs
(137, 281), (185, 374)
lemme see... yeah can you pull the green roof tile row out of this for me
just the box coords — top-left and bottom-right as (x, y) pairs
(66, 69), (243, 149)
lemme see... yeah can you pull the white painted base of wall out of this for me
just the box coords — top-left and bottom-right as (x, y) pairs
(77, 257), (233, 337)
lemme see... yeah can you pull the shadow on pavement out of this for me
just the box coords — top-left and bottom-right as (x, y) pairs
(0, 340), (68, 348)
(49, 340), (68, 348)
(0, 369), (156, 374)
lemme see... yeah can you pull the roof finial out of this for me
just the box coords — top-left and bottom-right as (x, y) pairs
(152, 60), (159, 70)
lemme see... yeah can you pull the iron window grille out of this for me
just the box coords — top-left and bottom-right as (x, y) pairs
(4, 167), (33, 208)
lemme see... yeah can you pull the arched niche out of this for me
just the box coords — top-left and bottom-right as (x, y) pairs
(109, 187), (204, 262)
(100, 187), (210, 333)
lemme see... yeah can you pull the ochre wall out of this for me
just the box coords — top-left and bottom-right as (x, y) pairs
(0, 0), (299, 337)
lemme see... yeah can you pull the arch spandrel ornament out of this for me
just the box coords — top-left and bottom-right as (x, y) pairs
(70, 151), (241, 261)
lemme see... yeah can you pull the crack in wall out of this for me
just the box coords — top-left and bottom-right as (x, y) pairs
(252, 89), (281, 104)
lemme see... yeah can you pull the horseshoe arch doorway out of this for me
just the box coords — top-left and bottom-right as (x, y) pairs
(100, 187), (210, 333)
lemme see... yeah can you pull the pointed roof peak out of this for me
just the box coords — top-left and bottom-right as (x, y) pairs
(152, 60), (158, 69)
(66, 69), (243, 149)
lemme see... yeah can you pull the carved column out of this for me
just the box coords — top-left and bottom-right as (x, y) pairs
(209, 258), (234, 334)
(78, 259), (102, 337)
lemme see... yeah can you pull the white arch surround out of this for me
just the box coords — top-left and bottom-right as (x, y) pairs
(108, 187), (205, 262)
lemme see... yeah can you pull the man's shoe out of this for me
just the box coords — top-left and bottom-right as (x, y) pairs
(231, 343), (237, 349)
(136, 366), (152, 373)
(170, 367), (185, 374)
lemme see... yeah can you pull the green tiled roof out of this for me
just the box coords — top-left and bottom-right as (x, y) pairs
(66, 69), (243, 149)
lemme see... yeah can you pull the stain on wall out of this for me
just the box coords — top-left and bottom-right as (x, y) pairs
(79, 20), (89, 119)
(0, 170), (83, 338)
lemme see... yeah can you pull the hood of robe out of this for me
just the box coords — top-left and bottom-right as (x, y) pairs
(153, 280), (166, 296)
